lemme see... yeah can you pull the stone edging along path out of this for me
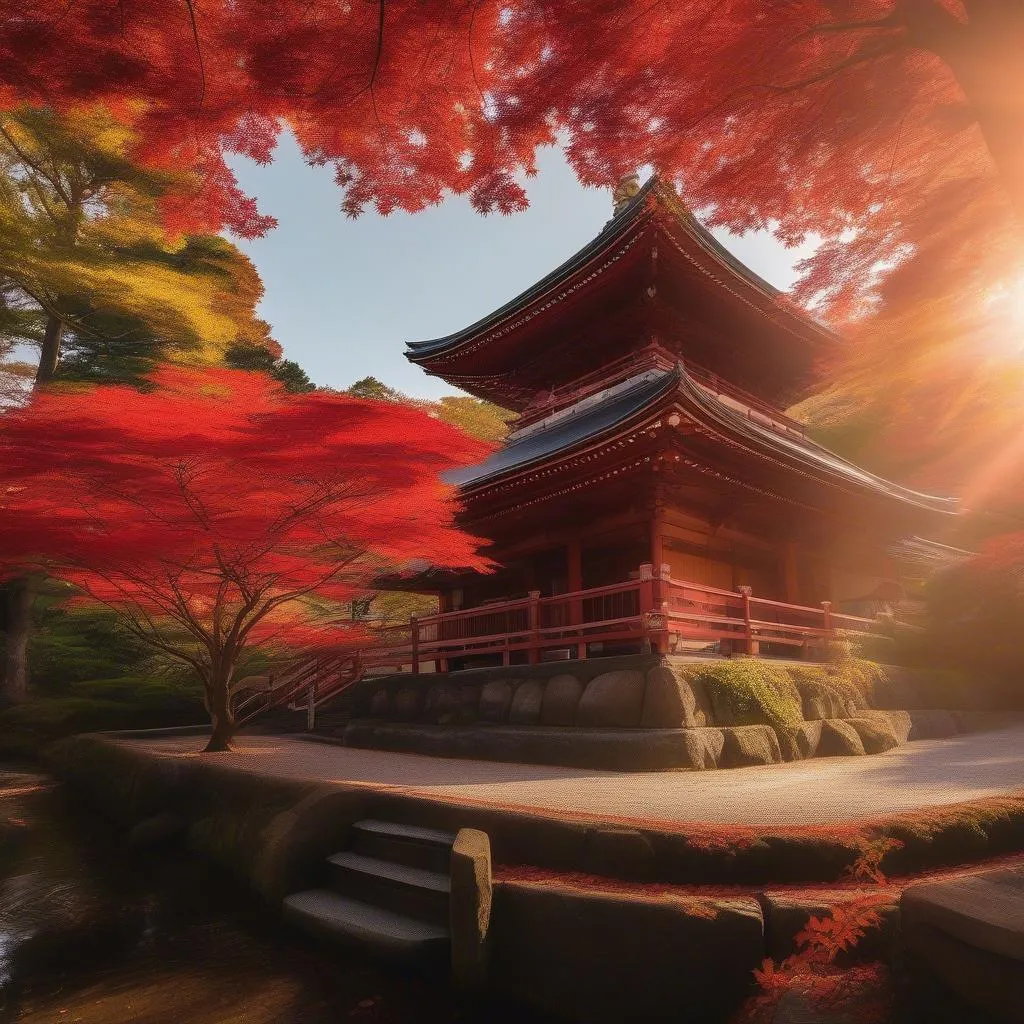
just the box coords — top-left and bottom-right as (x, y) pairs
(40, 729), (1024, 1024)
(44, 728), (1024, 889)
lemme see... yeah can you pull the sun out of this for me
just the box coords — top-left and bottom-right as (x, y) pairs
(983, 278), (1024, 358)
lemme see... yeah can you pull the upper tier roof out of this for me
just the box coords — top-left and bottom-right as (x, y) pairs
(407, 178), (841, 410)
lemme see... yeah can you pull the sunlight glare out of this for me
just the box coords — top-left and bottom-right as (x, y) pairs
(989, 278), (1024, 357)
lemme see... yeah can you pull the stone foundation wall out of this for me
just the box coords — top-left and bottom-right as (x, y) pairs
(342, 655), (1010, 771)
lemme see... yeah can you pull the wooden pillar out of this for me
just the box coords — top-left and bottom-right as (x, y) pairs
(639, 563), (669, 654)
(567, 537), (586, 660)
(649, 504), (665, 571)
(781, 539), (800, 604)
(528, 590), (541, 664)
(437, 592), (450, 673)
(738, 585), (759, 657)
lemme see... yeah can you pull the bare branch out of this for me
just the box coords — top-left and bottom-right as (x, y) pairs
(183, 0), (207, 107)
(760, 39), (905, 94)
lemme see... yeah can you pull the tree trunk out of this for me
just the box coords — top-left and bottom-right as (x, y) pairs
(36, 314), (65, 385)
(7, 315), (66, 698)
(203, 669), (236, 752)
(2, 576), (34, 706)
(943, 6), (1024, 228)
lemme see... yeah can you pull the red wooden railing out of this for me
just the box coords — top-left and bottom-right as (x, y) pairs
(515, 346), (806, 437)
(361, 564), (878, 673)
(232, 652), (363, 726)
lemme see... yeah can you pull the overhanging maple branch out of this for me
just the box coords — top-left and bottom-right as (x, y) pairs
(761, 39), (905, 94)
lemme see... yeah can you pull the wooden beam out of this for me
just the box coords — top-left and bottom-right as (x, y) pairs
(486, 510), (651, 561)
(655, 503), (774, 552)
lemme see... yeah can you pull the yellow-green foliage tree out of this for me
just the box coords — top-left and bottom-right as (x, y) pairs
(434, 394), (514, 444)
(0, 104), (281, 704)
(0, 104), (275, 386)
(345, 376), (512, 443)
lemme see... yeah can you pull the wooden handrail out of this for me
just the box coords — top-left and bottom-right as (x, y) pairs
(664, 577), (743, 600)
(358, 568), (885, 671)
(416, 597), (533, 627)
(538, 579), (641, 603)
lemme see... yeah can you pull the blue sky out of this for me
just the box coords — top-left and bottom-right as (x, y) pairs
(229, 135), (813, 400)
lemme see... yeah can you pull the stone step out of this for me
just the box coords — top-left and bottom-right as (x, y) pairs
(283, 889), (449, 964)
(350, 818), (457, 874)
(327, 851), (451, 927)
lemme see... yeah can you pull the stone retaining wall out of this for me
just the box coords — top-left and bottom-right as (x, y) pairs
(43, 732), (1024, 1024)
(341, 655), (1006, 771)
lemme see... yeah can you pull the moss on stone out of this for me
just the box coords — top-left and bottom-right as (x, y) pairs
(686, 661), (804, 732)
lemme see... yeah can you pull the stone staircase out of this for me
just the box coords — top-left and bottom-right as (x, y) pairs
(283, 818), (458, 963)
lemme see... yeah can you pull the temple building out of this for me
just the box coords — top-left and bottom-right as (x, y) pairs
(386, 177), (957, 668)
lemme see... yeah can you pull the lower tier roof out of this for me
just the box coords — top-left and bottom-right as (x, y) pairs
(448, 366), (957, 517)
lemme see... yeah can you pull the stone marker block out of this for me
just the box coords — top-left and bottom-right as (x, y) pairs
(393, 686), (423, 721)
(846, 716), (901, 754)
(369, 687), (391, 718)
(900, 865), (1024, 1022)
(490, 883), (764, 1023)
(478, 680), (514, 723)
(540, 674), (583, 726)
(583, 828), (656, 881)
(817, 719), (866, 757)
(450, 828), (492, 991)
(458, 685), (479, 724)
(508, 680), (544, 725)
(776, 720), (822, 761)
(576, 670), (645, 727)
(641, 665), (709, 728)
(720, 724), (782, 767)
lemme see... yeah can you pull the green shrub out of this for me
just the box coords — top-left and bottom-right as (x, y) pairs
(0, 677), (206, 758)
(23, 598), (159, 693)
(692, 660), (804, 731)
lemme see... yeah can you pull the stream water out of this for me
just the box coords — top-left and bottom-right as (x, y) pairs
(0, 766), (537, 1024)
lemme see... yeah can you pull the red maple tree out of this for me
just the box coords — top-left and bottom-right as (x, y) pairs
(0, 367), (490, 750)
(2, 1), (1021, 315)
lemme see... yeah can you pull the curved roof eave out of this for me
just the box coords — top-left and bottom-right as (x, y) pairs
(445, 363), (957, 515)
(447, 366), (680, 489)
(406, 178), (659, 362)
(406, 177), (841, 365)
(675, 373), (958, 515)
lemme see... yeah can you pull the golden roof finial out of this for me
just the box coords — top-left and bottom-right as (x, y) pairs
(612, 172), (641, 216)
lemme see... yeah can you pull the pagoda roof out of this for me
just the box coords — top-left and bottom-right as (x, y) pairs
(406, 178), (841, 409)
(447, 368), (677, 487)
(408, 178), (666, 359)
(451, 365), (957, 517)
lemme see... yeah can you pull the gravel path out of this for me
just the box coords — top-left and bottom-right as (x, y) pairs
(123, 724), (1024, 827)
